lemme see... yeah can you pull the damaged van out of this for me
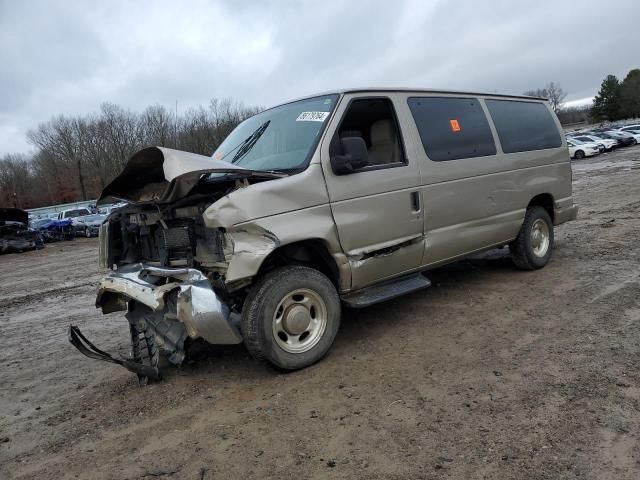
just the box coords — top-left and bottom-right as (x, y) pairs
(70, 89), (577, 382)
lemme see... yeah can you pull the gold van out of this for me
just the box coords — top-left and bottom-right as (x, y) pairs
(69, 89), (577, 381)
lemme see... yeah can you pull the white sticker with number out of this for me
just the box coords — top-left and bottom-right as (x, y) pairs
(296, 111), (330, 122)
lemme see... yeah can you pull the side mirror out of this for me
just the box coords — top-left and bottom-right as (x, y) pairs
(330, 137), (369, 175)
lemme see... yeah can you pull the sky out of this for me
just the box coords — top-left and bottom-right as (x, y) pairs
(1, 0), (638, 156)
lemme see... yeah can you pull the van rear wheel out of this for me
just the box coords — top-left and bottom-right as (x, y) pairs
(242, 266), (340, 370)
(510, 206), (554, 270)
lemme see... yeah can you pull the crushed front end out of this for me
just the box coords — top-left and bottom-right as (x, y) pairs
(69, 146), (283, 382)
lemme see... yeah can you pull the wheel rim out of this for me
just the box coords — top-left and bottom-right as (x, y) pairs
(530, 219), (550, 257)
(272, 288), (327, 354)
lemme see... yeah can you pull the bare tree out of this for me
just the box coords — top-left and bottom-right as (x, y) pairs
(523, 81), (567, 112)
(11, 97), (259, 207)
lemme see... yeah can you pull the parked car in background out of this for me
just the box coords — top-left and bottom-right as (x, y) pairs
(30, 218), (55, 242)
(31, 218), (75, 241)
(570, 134), (616, 152)
(568, 135), (605, 153)
(587, 132), (624, 148)
(74, 214), (106, 237)
(97, 202), (127, 215)
(54, 208), (92, 236)
(1, 208), (44, 253)
(613, 129), (640, 143)
(602, 130), (636, 146)
(57, 208), (91, 220)
(566, 138), (600, 159)
(618, 124), (640, 134)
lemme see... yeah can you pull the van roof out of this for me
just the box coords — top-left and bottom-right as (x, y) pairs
(286, 88), (547, 103)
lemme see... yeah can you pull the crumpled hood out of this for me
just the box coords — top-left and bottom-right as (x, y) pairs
(0, 208), (28, 225)
(98, 146), (282, 205)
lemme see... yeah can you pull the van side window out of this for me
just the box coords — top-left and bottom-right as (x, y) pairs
(334, 98), (405, 167)
(485, 100), (561, 153)
(407, 97), (496, 161)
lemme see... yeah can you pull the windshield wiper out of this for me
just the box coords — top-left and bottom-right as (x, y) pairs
(219, 120), (270, 165)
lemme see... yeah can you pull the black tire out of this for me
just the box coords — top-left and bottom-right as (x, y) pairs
(574, 150), (585, 159)
(242, 265), (340, 371)
(510, 206), (554, 270)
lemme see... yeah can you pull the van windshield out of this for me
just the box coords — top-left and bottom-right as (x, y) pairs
(211, 94), (338, 172)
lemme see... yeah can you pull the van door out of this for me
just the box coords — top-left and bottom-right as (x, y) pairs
(321, 95), (424, 290)
(405, 95), (564, 267)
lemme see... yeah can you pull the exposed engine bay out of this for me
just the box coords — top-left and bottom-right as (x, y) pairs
(101, 186), (232, 273)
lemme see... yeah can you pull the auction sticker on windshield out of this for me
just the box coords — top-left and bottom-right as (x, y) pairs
(296, 111), (330, 122)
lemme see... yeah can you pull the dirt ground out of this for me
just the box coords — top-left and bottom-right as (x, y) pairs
(1, 147), (639, 480)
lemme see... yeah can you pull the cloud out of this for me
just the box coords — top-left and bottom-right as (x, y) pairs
(0, 0), (638, 155)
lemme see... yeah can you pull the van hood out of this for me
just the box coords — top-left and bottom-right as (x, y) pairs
(98, 146), (285, 205)
(0, 208), (28, 225)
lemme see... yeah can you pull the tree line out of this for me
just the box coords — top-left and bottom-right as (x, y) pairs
(524, 68), (640, 125)
(0, 99), (259, 209)
(3, 69), (639, 209)
(591, 69), (640, 122)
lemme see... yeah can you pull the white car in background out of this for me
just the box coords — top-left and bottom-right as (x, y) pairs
(97, 202), (127, 215)
(618, 124), (640, 134)
(570, 134), (617, 152)
(566, 138), (600, 159)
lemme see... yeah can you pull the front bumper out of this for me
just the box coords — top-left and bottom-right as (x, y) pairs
(96, 263), (242, 345)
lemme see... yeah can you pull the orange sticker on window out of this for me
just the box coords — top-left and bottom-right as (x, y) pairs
(450, 119), (461, 132)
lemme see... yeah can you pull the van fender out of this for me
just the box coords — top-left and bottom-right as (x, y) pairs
(221, 205), (349, 290)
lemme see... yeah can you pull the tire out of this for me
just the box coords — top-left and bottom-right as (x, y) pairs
(242, 265), (340, 371)
(574, 150), (585, 159)
(510, 206), (554, 270)
(85, 228), (91, 238)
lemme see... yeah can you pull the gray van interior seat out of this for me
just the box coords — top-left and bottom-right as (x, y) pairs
(369, 119), (400, 165)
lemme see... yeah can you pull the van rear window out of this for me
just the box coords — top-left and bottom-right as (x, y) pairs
(407, 97), (496, 161)
(485, 100), (561, 153)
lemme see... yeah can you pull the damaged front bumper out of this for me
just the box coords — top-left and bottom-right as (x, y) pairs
(96, 263), (243, 346)
(69, 263), (242, 381)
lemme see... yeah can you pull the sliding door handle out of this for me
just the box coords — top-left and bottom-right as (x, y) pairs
(410, 191), (421, 213)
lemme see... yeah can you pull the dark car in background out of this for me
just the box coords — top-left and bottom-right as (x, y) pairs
(74, 214), (106, 237)
(1, 208), (44, 253)
(590, 130), (635, 147)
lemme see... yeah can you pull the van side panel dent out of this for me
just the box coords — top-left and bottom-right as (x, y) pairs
(224, 205), (346, 288)
(224, 226), (281, 284)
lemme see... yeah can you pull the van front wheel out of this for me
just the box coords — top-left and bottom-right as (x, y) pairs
(242, 266), (341, 370)
(510, 206), (554, 270)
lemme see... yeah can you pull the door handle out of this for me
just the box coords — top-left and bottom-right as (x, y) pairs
(410, 191), (421, 213)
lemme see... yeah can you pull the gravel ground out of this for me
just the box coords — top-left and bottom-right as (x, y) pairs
(1, 147), (639, 480)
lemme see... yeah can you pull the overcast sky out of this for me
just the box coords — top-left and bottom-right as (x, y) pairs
(1, 0), (638, 156)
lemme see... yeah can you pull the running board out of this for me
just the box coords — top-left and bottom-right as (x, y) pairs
(341, 274), (431, 308)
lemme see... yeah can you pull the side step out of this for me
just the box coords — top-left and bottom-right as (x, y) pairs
(341, 273), (431, 309)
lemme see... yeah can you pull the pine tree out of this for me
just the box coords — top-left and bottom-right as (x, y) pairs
(591, 75), (621, 121)
(620, 69), (640, 119)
